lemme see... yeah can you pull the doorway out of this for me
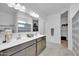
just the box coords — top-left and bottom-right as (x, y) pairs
(61, 11), (68, 48)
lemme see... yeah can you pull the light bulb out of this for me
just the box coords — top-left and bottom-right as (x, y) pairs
(8, 4), (13, 7)
(19, 6), (26, 12)
(7, 3), (15, 7)
(22, 6), (25, 10)
(30, 11), (39, 18)
(7, 3), (26, 13)
(14, 3), (21, 10)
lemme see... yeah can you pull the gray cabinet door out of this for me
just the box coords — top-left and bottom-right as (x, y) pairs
(25, 44), (36, 56)
(13, 43), (36, 56)
(41, 37), (46, 50)
(37, 40), (42, 55)
(37, 37), (46, 55)
(12, 49), (26, 56)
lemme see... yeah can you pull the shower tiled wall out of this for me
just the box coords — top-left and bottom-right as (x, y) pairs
(72, 11), (79, 55)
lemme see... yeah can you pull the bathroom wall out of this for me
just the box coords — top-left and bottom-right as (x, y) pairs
(46, 13), (61, 44)
(0, 12), (15, 25)
(39, 17), (45, 35)
(0, 4), (16, 25)
(0, 4), (17, 43)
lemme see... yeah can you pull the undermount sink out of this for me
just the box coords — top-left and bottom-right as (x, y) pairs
(26, 34), (34, 38)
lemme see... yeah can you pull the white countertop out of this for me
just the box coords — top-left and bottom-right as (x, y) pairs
(0, 34), (45, 51)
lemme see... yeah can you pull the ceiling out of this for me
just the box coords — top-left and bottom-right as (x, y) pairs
(23, 3), (70, 17)
(0, 4), (17, 15)
(0, 3), (70, 18)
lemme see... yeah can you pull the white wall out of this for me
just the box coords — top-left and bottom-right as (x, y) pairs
(0, 12), (15, 25)
(39, 17), (45, 35)
(0, 4), (16, 25)
(61, 15), (68, 24)
(46, 13), (61, 44)
(0, 4), (16, 43)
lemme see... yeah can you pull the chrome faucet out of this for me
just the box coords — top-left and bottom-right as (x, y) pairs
(17, 34), (21, 40)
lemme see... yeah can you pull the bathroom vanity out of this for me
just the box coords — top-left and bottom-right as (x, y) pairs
(0, 4), (46, 56)
(0, 35), (46, 56)
(0, 11), (46, 56)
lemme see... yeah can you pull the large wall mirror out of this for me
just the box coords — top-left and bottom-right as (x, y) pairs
(17, 12), (32, 32)
(18, 20), (31, 32)
(18, 19), (31, 32)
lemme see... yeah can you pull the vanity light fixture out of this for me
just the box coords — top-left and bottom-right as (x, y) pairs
(7, 3), (26, 12)
(30, 11), (39, 18)
(7, 3), (39, 18)
(14, 3), (21, 10)
(19, 6), (26, 12)
(22, 6), (26, 10)
(7, 3), (15, 7)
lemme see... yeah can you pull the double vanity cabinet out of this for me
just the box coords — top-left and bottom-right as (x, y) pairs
(0, 36), (46, 56)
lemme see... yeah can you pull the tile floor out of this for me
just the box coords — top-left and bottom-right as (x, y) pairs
(39, 42), (74, 56)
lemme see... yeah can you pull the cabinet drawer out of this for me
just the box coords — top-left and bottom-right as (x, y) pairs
(12, 43), (36, 56)
(26, 43), (36, 56)
(37, 36), (46, 42)
(37, 41), (42, 55)
(37, 38), (42, 42)
(12, 49), (26, 56)
(1, 40), (36, 56)
(41, 39), (46, 50)
(37, 36), (46, 55)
